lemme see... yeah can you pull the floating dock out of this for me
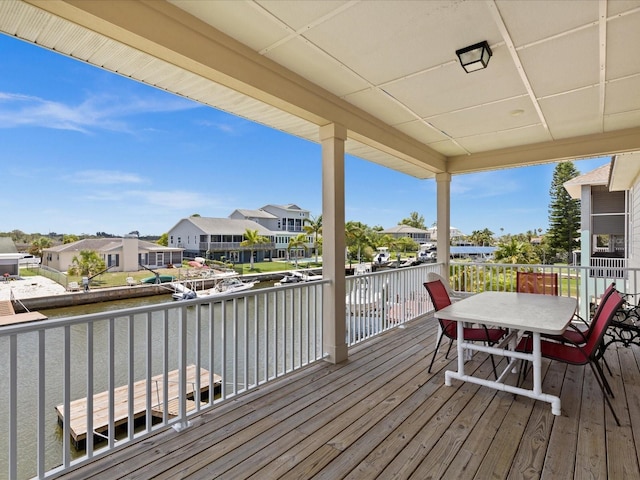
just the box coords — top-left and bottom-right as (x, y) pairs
(55, 365), (221, 447)
(0, 300), (47, 326)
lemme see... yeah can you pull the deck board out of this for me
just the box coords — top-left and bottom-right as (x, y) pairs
(54, 314), (640, 480)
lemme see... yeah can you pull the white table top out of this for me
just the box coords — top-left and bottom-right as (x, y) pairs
(434, 291), (577, 335)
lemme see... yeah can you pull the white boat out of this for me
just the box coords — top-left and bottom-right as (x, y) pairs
(171, 282), (197, 301)
(373, 247), (391, 265)
(346, 276), (381, 313)
(172, 272), (255, 300)
(202, 276), (256, 297)
(346, 265), (382, 313)
(277, 270), (323, 285)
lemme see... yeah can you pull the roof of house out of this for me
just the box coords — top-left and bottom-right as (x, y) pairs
(563, 162), (611, 199)
(44, 238), (181, 253)
(233, 209), (277, 219)
(186, 217), (273, 236)
(383, 225), (429, 234)
(261, 204), (307, 213)
(0, 237), (18, 254)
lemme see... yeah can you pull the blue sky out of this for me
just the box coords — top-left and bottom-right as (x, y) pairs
(0, 34), (609, 238)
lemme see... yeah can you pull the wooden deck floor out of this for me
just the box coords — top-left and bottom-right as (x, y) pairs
(55, 314), (640, 479)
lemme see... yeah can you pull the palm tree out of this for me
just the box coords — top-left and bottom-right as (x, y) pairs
(28, 236), (52, 259)
(399, 211), (426, 229)
(345, 221), (370, 263)
(494, 238), (531, 264)
(303, 215), (322, 263)
(287, 233), (308, 267)
(469, 228), (494, 246)
(240, 228), (269, 270)
(69, 250), (106, 277)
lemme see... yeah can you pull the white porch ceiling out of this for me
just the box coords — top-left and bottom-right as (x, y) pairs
(2, 0), (640, 179)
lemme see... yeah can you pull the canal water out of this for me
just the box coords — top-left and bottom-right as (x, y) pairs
(1, 281), (321, 479)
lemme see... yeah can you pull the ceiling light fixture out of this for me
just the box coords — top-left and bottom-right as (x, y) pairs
(456, 41), (492, 73)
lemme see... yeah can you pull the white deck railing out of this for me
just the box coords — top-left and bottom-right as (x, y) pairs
(4, 260), (639, 479)
(1, 282), (327, 479)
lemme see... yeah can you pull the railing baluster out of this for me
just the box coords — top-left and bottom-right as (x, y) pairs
(9, 334), (17, 480)
(63, 326), (71, 468)
(37, 329), (45, 477)
(86, 323), (94, 458)
(145, 312), (152, 432)
(128, 314), (134, 441)
(108, 318), (115, 448)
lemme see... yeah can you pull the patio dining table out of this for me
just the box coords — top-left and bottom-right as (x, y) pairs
(434, 291), (577, 415)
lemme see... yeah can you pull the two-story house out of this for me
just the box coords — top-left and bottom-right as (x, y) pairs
(170, 204), (316, 263)
(564, 154), (639, 314)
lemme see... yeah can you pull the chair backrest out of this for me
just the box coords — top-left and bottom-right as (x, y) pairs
(424, 280), (456, 337)
(591, 282), (617, 322)
(426, 272), (455, 297)
(584, 288), (625, 358)
(516, 271), (558, 295)
(424, 280), (452, 311)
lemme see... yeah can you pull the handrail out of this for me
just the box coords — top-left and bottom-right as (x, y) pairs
(4, 261), (640, 478)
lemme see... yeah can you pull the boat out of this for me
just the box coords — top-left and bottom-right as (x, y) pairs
(171, 282), (197, 301)
(345, 264), (383, 313)
(141, 274), (175, 284)
(277, 270), (323, 285)
(202, 276), (256, 297)
(373, 247), (391, 265)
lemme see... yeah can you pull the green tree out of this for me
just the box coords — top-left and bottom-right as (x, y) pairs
(395, 236), (418, 255)
(399, 212), (426, 229)
(63, 234), (79, 244)
(303, 215), (322, 263)
(548, 162), (581, 261)
(469, 228), (494, 246)
(494, 238), (535, 264)
(28, 236), (52, 259)
(68, 250), (106, 276)
(157, 233), (169, 246)
(287, 233), (308, 267)
(240, 228), (269, 270)
(345, 221), (371, 263)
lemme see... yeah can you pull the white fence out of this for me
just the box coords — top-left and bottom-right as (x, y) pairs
(4, 260), (639, 479)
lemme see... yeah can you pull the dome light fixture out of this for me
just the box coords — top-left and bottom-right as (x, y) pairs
(456, 41), (492, 73)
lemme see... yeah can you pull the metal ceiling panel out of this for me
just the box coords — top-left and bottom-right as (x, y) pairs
(170, 0), (286, 51)
(606, 76), (640, 115)
(457, 124), (552, 154)
(541, 87), (602, 138)
(606, 11), (640, 79)
(384, 49), (526, 118)
(263, 36), (371, 97)
(301, 0), (499, 85)
(520, 26), (600, 98)
(343, 89), (419, 127)
(495, 0), (598, 47)
(430, 96), (542, 139)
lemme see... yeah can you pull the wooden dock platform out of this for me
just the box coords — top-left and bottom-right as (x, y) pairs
(0, 300), (47, 326)
(55, 365), (221, 447)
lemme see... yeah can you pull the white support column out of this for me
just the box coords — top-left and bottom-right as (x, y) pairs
(320, 123), (348, 364)
(436, 173), (451, 274)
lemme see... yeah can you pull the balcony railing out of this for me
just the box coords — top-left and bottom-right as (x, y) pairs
(589, 255), (627, 279)
(198, 242), (276, 251)
(4, 261), (640, 479)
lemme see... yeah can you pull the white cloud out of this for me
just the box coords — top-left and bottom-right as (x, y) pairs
(67, 170), (145, 184)
(0, 90), (198, 133)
